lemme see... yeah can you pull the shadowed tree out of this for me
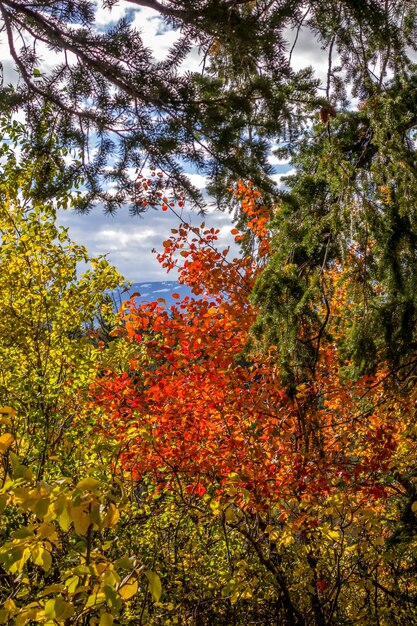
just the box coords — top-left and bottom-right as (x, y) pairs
(0, 1), (414, 211)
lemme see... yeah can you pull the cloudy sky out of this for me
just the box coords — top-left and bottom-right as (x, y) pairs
(1, 2), (328, 283)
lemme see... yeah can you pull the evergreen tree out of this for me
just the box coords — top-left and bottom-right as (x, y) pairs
(0, 1), (414, 211)
(252, 65), (417, 383)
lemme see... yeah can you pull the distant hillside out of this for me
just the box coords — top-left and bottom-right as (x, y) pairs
(112, 281), (194, 309)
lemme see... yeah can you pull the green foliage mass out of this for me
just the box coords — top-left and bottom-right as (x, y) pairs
(1, 1), (416, 210)
(252, 68), (417, 384)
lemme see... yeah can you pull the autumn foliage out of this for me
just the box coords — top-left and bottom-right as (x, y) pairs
(94, 186), (404, 507)
(86, 185), (417, 623)
(1, 143), (417, 624)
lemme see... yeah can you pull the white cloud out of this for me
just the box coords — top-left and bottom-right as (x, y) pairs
(268, 154), (290, 166)
(285, 26), (329, 84)
(95, 227), (157, 249)
(129, 7), (202, 73)
(270, 168), (295, 188)
(94, 1), (131, 26)
(132, 9), (181, 59)
(186, 173), (207, 189)
(57, 200), (240, 282)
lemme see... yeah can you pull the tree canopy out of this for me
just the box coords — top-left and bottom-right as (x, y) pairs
(0, 1), (416, 210)
(252, 55), (417, 384)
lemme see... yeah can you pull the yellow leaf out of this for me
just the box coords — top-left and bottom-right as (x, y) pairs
(16, 609), (44, 626)
(99, 614), (114, 626)
(0, 407), (16, 416)
(54, 495), (72, 532)
(32, 546), (52, 572)
(9, 547), (30, 574)
(0, 599), (17, 625)
(0, 434), (14, 453)
(224, 505), (237, 523)
(71, 505), (91, 536)
(85, 593), (106, 608)
(101, 503), (119, 528)
(118, 579), (138, 600)
(3, 599), (16, 613)
(102, 570), (120, 589)
(64, 575), (80, 594)
(90, 500), (102, 526)
(326, 530), (340, 541)
(280, 533), (295, 547)
(268, 528), (280, 542)
(37, 522), (59, 545)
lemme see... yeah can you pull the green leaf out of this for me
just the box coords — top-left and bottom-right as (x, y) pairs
(145, 571), (162, 602)
(76, 477), (103, 491)
(0, 494), (8, 515)
(44, 598), (74, 620)
(115, 557), (134, 570)
(38, 584), (65, 598)
(34, 497), (50, 520)
(103, 584), (122, 610)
